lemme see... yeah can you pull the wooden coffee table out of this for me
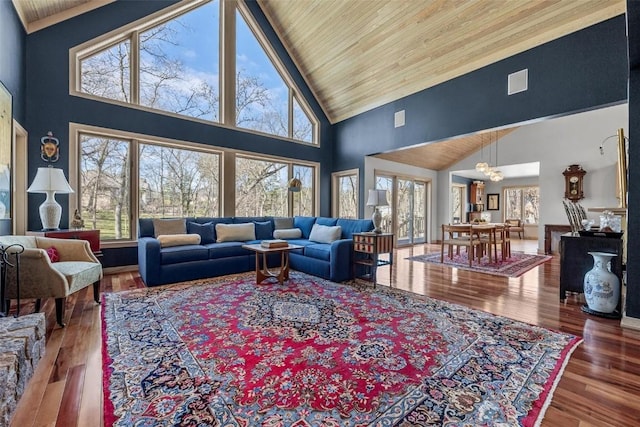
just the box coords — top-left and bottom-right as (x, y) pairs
(242, 243), (303, 285)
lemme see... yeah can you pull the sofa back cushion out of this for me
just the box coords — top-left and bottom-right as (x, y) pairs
(309, 224), (342, 243)
(336, 218), (374, 239)
(153, 218), (186, 237)
(274, 217), (294, 229)
(216, 223), (256, 242)
(187, 222), (216, 244)
(293, 216), (317, 239)
(253, 221), (274, 240)
(315, 217), (338, 226)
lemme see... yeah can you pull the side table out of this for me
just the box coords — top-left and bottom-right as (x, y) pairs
(352, 232), (394, 286)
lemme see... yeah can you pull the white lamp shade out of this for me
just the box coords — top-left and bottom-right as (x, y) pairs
(366, 189), (388, 207)
(27, 167), (74, 194)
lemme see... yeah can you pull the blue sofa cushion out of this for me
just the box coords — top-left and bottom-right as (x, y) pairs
(304, 243), (332, 261)
(234, 216), (268, 224)
(337, 218), (374, 239)
(205, 242), (251, 259)
(161, 244), (209, 265)
(187, 221), (215, 244)
(294, 216), (317, 239)
(315, 217), (338, 226)
(253, 220), (274, 240)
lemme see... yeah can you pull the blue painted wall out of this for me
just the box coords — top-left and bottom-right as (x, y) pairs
(22, 0), (331, 267)
(625, 0), (640, 319)
(333, 16), (628, 218)
(0, 1), (25, 235)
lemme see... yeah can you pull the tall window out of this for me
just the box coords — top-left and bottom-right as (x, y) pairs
(139, 144), (220, 218)
(504, 186), (539, 224)
(375, 175), (393, 233)
(332, 170), (358, 219)
(234, 156), (316, 217)
(73, 0), (318, 144)
(80, 134), (131, 240)
(451, 184), (465, 223)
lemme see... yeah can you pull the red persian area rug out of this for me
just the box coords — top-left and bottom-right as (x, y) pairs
(407, 251), (552, 278)
(102, 272), (581, 426)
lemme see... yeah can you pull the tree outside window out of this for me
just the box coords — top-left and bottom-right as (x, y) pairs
(504, 186), (539, 224)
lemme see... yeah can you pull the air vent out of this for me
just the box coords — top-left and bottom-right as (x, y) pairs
(508, 69), (528, 95)
(394, 110), (405, 128)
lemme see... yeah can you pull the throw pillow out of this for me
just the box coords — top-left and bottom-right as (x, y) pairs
(46, 246), (60, 263)
(253, 221), (274, 240)
(273, 228), (302, 239)
(215, 223), (256, 242)
(274, 217), (294, 230)
(308, 224), (342, 243)
(153, 218), (186, 237)
(157, 234), (201, 248)
(187, 222), (215, 244)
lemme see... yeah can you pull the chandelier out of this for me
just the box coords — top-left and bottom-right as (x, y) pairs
(475, 133), (489, 173)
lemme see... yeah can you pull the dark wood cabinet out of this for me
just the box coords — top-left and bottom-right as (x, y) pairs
(559, 234), (623, 306)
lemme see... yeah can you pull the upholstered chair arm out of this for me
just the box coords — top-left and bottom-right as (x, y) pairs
(4, 247), (69, 299)
(35, 237), (100, 263)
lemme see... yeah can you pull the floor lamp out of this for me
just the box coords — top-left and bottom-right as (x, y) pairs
(27, 167), (74, 231)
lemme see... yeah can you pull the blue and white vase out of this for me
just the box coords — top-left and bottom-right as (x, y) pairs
(583, 252), (620, 313)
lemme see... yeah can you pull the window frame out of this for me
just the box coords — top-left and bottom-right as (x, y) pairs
(69, 122), (318, 247)
(502, 185), (540, 225)
(69, 0), (320, 145)
(331, 168), (359, 219)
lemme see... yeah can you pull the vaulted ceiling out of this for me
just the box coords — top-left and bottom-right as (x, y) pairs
(12, 0), (626, 171)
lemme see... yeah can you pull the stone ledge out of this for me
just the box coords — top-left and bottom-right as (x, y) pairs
(0, 313), (46, 427)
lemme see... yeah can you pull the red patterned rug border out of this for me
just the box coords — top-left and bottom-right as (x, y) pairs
(407, 251), (553, 277)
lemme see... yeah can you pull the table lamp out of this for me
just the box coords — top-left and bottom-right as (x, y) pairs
(366, 189), (388, 233)
(27, 167), (74, 231)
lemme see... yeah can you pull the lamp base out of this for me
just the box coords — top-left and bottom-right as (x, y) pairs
(39, 192), (63, 231)
(372, 207), (382, 233)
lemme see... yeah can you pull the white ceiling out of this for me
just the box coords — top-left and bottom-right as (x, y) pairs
(453, 162), (541, 181)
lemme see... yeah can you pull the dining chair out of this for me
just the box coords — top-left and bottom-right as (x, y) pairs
(441, 224), (481, 267)
(505, 219), (524, 238)
(475, 225), (498, 263)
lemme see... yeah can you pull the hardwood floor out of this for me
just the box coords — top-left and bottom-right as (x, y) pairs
(8, 240), (640, 427)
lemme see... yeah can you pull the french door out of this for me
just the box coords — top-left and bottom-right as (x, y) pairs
(375, 173), (428, 246)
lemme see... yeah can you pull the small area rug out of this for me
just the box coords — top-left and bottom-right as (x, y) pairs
(102, 272), (580, 426)
(407, 251), (552, 277)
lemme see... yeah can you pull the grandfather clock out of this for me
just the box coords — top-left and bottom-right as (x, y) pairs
(563, 164), (586, 202)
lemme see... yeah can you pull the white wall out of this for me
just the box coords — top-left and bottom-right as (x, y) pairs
(438, 103), (628, 252)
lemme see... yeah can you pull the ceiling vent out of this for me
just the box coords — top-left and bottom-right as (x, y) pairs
(508, 69), (528, 95)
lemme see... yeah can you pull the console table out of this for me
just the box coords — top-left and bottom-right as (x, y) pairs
(544, 224), (572, 254)
(559, 233), (623, 310)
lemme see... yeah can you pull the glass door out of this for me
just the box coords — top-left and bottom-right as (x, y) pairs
(397, 178), (426, 245)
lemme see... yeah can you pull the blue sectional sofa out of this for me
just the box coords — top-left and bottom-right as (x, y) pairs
(138, 216), (373, 286)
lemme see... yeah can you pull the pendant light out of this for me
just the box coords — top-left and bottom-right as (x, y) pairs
(475, 133), (489, 173)
(489, 131), (504, 182)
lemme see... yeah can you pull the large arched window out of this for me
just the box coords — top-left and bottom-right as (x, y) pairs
(71, 0), (318, 144)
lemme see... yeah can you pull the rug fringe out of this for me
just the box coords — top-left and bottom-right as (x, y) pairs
(533, 337), (584, 427)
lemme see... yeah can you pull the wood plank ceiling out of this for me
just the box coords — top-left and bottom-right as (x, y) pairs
(259, 0), (625, 124)
(12, 0), (626, 171)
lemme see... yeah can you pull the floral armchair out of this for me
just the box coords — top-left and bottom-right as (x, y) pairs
(0, 236), (103, 327)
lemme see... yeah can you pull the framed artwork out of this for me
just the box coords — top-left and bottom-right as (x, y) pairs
(487, 193), (500, 210)
(0, 81), (11, 220)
